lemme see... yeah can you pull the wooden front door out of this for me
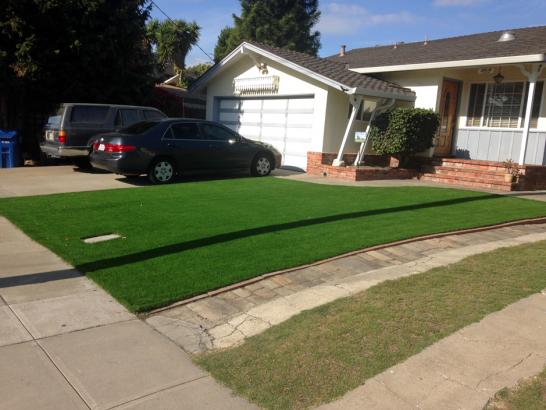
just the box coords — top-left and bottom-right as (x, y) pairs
(435, 80), (460, 156)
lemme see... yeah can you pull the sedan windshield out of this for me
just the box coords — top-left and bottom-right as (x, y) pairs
(121, 121), (160, 134)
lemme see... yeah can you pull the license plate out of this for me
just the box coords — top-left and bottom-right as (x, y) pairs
(98, 144), (105, 151)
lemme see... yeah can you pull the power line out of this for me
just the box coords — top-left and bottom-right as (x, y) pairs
(148, 0), (214, 63)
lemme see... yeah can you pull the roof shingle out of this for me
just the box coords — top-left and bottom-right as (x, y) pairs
(327, 26), (546, 69)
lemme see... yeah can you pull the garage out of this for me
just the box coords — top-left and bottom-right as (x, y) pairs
(216, 96), (314, 170)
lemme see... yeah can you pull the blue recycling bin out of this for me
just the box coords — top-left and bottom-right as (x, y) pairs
(0, 130), (20, 168)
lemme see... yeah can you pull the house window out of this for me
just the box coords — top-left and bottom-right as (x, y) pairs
(466, 81), (544, 128)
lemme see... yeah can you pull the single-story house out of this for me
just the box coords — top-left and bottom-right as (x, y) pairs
(190, 25), (546, 188)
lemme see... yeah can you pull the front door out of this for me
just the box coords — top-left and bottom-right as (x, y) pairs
(435, 79), (460, 156)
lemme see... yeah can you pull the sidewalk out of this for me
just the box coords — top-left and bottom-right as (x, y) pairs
(0, 217), (256, 410)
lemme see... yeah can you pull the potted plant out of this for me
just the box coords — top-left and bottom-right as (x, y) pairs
(502, 159), (520, 183)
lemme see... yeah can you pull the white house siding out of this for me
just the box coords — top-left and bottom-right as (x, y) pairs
(204, 55), (330, 170)
(375, 66), (546, 163)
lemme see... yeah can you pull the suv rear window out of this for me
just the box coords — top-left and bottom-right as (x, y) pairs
(47, 107), (64, 126)
(70, 106), (109, 123)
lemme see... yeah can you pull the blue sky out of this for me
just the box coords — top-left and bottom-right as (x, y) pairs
(150, 0), (546, 66)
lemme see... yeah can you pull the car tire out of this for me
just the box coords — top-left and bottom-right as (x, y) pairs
(251, 153), (273, 177)
(148, 158), (176, 184)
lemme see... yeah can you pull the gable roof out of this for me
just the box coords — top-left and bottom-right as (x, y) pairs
(190, 41), (415, 101)
(328, 25), (546, 73)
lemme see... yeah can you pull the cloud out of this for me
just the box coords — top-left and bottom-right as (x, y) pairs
(317, 3), (416, 36)
(433, 0), (488, 6)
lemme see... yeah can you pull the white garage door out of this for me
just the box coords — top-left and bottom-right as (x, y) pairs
(216, 96), (314, 170)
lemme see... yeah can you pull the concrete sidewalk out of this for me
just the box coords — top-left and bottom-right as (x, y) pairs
(0, 217), (256, 410)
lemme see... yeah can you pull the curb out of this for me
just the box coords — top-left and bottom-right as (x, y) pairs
(146, 216), (546, 315)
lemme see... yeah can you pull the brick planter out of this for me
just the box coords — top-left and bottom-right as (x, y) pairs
(307, 152), (417, 182)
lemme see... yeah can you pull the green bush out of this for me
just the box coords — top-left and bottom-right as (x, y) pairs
(369, 107), (439, 166)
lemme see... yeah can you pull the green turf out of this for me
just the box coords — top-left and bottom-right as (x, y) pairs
(485, 367), (546, 410)
(0, 177), (545, 312)
(197, 240), (546, 410)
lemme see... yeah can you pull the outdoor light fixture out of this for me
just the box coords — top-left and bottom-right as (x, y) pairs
(493, 67), (504, 84)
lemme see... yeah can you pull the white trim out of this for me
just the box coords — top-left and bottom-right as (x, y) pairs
(350, 54), (546, 74)
(190, 42), (416, 101)
(333, 96), (362, 166)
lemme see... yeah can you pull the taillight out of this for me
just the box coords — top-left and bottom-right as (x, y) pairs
(92, 141), (100, 151)
(58, 130), (67, 144)
(104, 143), (136, 153)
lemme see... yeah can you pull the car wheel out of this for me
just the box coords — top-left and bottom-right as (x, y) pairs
(251, 153), (272, 177)
(148, 158), (176, 184)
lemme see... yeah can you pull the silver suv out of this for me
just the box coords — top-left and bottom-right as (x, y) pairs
(41, 103), (166, 167)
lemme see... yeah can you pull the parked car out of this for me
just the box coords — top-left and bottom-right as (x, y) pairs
(90, 119), (282, 183)
(41, 103), (167, 168)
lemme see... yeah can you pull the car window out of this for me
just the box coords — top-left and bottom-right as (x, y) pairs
(121, 121), (160, 134)
(169, 123), (200, 140)
(119, 109), (142, 127)
(70, 106), (109, 124)
(200, 123), (236, 141)
(143, 110), (165, 120)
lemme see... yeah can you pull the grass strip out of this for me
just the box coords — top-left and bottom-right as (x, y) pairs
(485, 367), (546, 410)
(0, 177), (545, 312)
(197, 240), (546, 410)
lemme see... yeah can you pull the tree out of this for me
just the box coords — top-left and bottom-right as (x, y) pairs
(1, 0), (156, 159)
(180, 63), (212, 88)
(147, 19), (200, 82)
(213, 0), (321, 62)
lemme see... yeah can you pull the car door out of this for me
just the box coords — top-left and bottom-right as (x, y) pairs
(199, 123), (254, 169)
(162, 122), (210, 171)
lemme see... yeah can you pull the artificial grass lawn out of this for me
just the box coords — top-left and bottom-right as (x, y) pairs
(0, 177), (545, 312)
(485, 367), (546, 410)
(197, 240), (546, 410)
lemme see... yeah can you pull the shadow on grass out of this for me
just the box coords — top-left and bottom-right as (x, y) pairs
(76, 193), (502, 273)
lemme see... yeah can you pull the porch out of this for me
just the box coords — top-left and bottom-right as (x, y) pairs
(306, 152), (546, 192)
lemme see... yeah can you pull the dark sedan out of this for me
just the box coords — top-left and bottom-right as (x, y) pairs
(90, 119), (282, 183)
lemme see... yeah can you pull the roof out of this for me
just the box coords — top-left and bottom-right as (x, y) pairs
(328, 25), (546, 72)
(190, 41), (415, 100)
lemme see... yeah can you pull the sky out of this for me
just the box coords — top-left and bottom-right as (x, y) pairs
(149, 0), (546, 66)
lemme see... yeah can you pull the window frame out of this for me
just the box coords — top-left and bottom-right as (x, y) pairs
(162, 122), (202, 141)
(464, 80), (544, 130)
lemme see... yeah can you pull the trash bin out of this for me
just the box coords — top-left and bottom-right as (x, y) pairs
(0, 130), (20, 168)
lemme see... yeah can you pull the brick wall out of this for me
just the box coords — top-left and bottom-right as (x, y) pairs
(517, 165), (546, 190)
(307, 152), (416, 181)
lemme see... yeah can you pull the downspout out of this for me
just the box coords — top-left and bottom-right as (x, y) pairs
(517, 63), (544, 165)
(354, 98), (395, 166)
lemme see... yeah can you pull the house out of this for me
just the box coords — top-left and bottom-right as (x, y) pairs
(190, 26), (546, 190)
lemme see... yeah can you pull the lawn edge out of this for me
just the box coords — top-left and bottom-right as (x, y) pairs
(146, 215), (546, 315)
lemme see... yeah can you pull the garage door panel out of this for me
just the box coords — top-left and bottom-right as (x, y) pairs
(288, 98), (314, 110)
(217, 97), (314, 170)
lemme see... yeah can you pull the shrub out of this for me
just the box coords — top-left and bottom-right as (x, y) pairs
(369, 107), (439, 166)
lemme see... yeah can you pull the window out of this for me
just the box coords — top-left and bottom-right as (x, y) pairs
(70, 106), (109, 123)
(119, 109), (142, 127)
(168, 122), (200, 140)
(143, 110), (165, 120)
(466, 81), (543, 128)
(122, 121), (160, 135)
(200, 124), (236, 141)
(466, 84), (485, 126)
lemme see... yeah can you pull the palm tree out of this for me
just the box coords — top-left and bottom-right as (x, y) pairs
(147, 19), (200, 85)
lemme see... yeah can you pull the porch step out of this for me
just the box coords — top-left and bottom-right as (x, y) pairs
(420, 173), (513, 191)
(421, 165), (508, 183)
(432, 158), (507, 172)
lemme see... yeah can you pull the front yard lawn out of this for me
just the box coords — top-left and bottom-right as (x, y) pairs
(0, 177), (545, 312)
(197, 240), (546, 410)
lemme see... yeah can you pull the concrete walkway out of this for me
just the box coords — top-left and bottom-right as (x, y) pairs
(147, 222), (546, 353)
(0, 217), (256, 410)
(317, 291), (546, 410)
